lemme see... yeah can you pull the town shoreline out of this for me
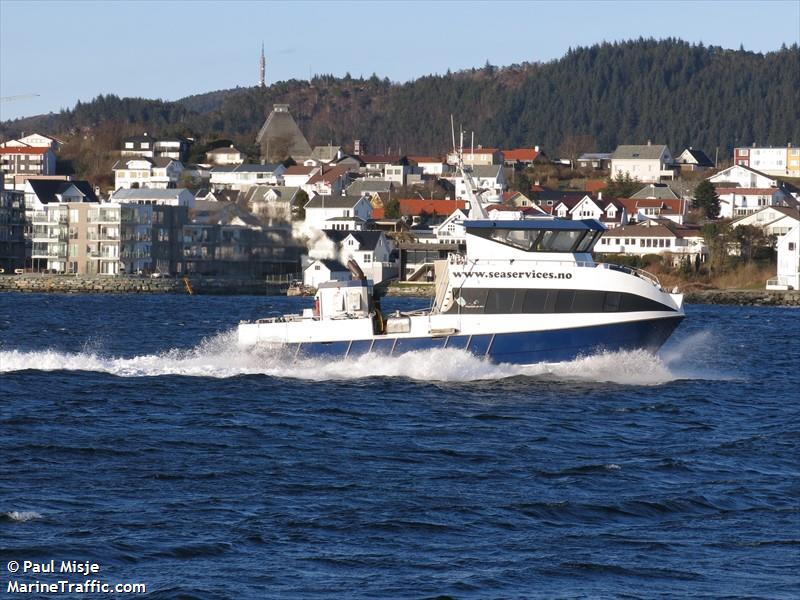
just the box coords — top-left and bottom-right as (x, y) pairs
(2, 275), (798, 306)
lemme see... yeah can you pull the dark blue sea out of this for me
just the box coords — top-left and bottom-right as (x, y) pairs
(1, 293), (798, 599)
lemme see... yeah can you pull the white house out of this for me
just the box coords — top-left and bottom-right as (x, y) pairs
(707, 165), (780, 189)
(596, 220), (707, 264)
(209, 163), (285, 191)
(767, 225), (800, 290)
(619, 198), (687, 225)
(453, 164), (507, 202)
(715, 187), (797, 219)
(303, 194), (372, 231)
(674, 148), (714, 172)
(282, 165), (319, 187)
(110, 188), (195, 207)
(0, 133), (62, 151)
(409, 156), (449, 176)
(113, 157), (183, 190)
(205, 145), (245, 166)
(303, 164), (353, 197)
(242, 185), (299, 222)
(304, 258), (350, 288)
(23, 179), (99, 226)
(324, 230), (396, 284)
(731, 207), (800, 237)
(610, 144), (675, 183)
(432, 209), (469, 245)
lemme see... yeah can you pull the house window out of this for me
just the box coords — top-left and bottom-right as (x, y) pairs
(789, 243), (796, 251)
(363, 254), (371, 262)
(315, 265), (320, 270)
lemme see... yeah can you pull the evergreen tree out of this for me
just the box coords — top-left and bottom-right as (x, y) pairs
(605, 172), (640, 198)
(693, 180), (721, 219)
(384, 196), (401, 219)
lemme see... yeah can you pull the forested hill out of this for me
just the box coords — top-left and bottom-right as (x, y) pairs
(3, 39), (798, 158)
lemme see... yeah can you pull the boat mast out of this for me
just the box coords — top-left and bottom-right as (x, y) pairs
(451, 115), (487, 220)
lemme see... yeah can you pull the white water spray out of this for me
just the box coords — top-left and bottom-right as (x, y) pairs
(0, 330), (724, 385)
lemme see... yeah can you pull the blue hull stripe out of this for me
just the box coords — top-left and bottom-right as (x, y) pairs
(296, 316), (684, 364)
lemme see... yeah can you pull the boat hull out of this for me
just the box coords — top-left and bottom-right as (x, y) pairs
(265, 314), (684, 365)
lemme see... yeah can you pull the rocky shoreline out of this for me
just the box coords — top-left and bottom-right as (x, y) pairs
(2, 276), (798, 307)
(683, 289), (800, 307)
(0, 274), (284, 295)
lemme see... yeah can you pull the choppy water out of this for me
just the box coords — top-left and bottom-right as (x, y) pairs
(1, 294), (798, 599)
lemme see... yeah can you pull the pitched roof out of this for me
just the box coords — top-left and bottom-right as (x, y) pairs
(323, 230), (385, 250)
(611, 144), (669, 160)
(306, 163), (352, 185)
(603, 221), (700, 238)
(211, 163), (282, 173)
(346, 178), (394, 194)
(618, 197), (685, 215)
(243, 185), (299, 204)
(111, 188), (189, 201)
(309, 259), (349, 272)
(630, 183), (679, 200)
(677, 148), (714, 167)
(255, 104), (312, 158)
(284, 165), (317, 175)
(397, 198), (466, 216)
(206, 146), (242, 155)
(304, 194), (364, 209)
(468, 164), (503, 178)
(502, 148), (541, 162)
(28, 179), (98, 204)
(731, 206), (800, 225)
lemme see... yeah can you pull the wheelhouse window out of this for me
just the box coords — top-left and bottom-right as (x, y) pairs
(475, 226), (601, 253)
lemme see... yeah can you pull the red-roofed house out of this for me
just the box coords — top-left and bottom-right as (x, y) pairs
(303, 164), (354, 196)
(502, 147), (546, 167)
(618, 197), (687, 224)
(283, 164), (319, 187)
(0, 146), (56, 182)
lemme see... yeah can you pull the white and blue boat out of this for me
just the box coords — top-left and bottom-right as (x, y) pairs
(239, 204), (684, 365)
(240, 139), (684, 364)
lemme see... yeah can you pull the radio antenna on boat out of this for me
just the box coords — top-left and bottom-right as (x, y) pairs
(451, 115), (487, 220)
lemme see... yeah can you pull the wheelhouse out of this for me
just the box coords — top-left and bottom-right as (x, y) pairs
(465, 219), (605, 253)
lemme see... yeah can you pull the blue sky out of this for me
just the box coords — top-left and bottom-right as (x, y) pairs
(1, 0), (798, 122)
